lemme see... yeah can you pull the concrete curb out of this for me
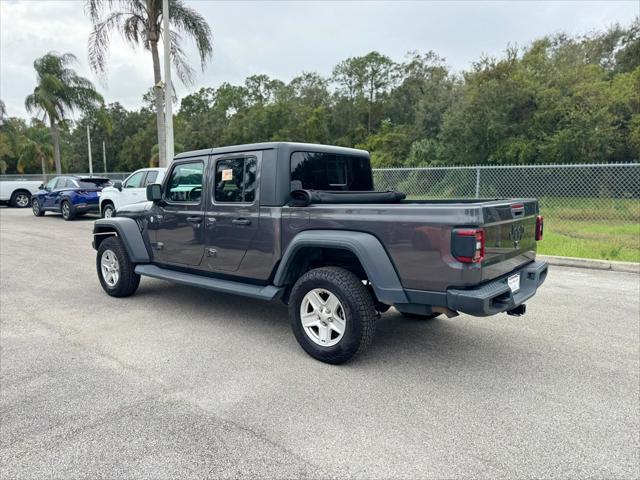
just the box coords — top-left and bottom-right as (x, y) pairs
(538, 255), (640, 274)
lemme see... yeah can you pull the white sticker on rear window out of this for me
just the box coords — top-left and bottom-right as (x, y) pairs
(222, 169), (233, 181)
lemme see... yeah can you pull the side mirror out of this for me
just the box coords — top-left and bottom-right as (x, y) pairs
(146, 183), (162, 202)
(113, 180), (123, 191)
(38, 183), (44, 190)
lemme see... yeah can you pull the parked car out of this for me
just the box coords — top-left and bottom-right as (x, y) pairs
(99, 168), (165, 218)
(0, 180), (42, 208)
(92, 142), (547, 364)
(31, 176), (111, 220)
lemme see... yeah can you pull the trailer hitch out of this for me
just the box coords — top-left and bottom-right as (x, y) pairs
(507, 304), (526, 316)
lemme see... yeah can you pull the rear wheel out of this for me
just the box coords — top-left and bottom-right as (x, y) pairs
(61, 200), (75, 221)
(96, 236), (140, 297)
(10, 190), (31, 208)
(289, 267), (377, 364)
(32, 198), (45, 216)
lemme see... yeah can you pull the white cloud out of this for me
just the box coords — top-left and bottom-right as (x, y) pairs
(1, 0), (638, 119)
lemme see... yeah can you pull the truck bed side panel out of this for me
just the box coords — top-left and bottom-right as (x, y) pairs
(282, 200), (538, 292)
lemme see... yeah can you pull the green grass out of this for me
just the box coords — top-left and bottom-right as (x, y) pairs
(538, 198), (639, 262)
(538, 219), (640, 262)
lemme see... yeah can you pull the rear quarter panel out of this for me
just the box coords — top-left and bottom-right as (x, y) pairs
(283, 200), (538, 292)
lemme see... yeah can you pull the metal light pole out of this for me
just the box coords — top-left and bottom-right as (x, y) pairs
(103, 141), (107, 174)
(86, 125), (93, 177)
(163, 0), (175, 164)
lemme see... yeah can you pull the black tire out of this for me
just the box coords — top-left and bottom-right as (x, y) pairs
(31, 198), (45, 216)
(289, 266), (377, 364)
(101, 203), (115, 218)
(96, 236), (140, 297)
(10, 190), (31, 208)
(60, 200), (75, 221)
(401, 311), (441, 320)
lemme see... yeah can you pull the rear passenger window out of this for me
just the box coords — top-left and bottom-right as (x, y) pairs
(290, 152), (373, 191)
(145, 171), (158, 185)
(214, 157), (257, 203)
(165, 162), (204, 203)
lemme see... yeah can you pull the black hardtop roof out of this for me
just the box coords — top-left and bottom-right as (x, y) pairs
(174, 142), (369, 160)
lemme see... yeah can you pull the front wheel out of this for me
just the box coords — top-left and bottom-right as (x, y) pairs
(32, 198), (45, 216)
(96, 236), (140, 297)
(102, 203), (115, 218)
(289, 267), (377, 364)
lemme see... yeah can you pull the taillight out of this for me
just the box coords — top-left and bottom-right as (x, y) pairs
(535, 215), (544, 241)
(452, 228), (485, 263)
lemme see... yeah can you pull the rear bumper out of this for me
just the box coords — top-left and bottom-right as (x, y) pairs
(446, 260), (548, 316)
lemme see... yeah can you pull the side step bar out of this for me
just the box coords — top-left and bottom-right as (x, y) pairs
(134, 264), (283, 301)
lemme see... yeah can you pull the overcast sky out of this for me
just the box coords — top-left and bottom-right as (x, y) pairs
(1, 0), (638, 119)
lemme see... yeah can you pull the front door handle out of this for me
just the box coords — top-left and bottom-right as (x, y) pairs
(232, 218), (251, 226)
(186, 216), (203, 224)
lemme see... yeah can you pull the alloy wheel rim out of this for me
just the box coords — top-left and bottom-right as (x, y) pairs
(104, 207), (113, 218)
(32, 200), (39, 214)
(62, 203), (69, 218)
(300, 288), (346, 347)
(16, 194), (29, 207)
(101, 249), (120, 287)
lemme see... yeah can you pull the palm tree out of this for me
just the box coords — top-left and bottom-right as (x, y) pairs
(25, 52), (104, 174)
(86, 0), (213, 167)
(19, 129), (54, 175)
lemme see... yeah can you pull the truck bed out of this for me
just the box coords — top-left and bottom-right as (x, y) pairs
(284, 197), (539, 292)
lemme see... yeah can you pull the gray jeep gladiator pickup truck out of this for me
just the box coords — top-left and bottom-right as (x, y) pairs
(92, 142), (548, 364)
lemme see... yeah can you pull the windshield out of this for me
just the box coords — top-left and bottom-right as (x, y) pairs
(290, 152), (373, 191)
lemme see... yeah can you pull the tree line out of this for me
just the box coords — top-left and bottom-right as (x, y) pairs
(0, 18), (638, 175)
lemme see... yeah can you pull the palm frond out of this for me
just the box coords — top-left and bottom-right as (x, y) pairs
(169, 0), (213, 70)
(26, 52), (104, 125)
(88, 11), (132, 75)
(169, 30), (195, 86)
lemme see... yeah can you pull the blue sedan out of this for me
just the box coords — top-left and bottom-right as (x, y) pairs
(31, 176), (111, 220)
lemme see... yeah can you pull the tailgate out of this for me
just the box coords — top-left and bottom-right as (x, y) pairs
(481, 200), (539, 280)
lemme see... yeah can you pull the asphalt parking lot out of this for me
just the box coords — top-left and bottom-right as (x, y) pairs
(1, 206), (639, 479)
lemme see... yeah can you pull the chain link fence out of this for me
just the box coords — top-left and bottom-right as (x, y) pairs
(0, 172), (131, 183)
(2, 164), (639, 225)
(373, 163), (640, 224)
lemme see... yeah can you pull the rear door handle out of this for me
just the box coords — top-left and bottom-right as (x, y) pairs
(232, 218), (251, 226)
(186, 216), (203, 224)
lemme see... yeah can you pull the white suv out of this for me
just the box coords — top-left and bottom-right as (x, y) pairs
(99, 168), (166, 218)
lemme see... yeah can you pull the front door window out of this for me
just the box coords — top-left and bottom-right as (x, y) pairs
(166, 163), (204, 203)
(124, 171), (145, 189)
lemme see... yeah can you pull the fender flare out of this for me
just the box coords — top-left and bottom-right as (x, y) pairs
(273, 230), (408, 305)
(93, 217), (150, 263)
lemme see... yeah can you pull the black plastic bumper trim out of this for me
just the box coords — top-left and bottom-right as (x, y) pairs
(446, 260), (548, 316)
